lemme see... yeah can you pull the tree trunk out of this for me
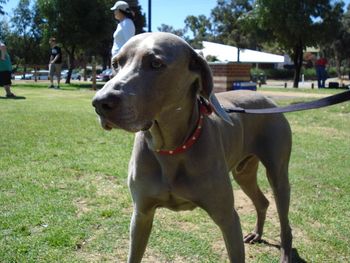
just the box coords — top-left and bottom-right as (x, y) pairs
(91, 56), (97, 90)
(65, 46), (76, 84)
(23, 65), (27, 79)
(83, 65), (88, 81)
(292, 41), (303, 88)
(335, 54), (341, 79)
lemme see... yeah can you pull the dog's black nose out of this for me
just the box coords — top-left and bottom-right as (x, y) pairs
(92, 93), (120, 115)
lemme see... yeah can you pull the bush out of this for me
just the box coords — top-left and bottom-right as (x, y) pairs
(251, 66), (343, 81)
(251, 68), (295, 80)
(302, 68), (316, 80)
(264, 68), (294, 79)
(250, 68), (265, 76)
(302, 67), (339, 80)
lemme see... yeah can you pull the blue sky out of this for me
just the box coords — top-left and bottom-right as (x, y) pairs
(3, 0), (350, 31)
(138, 0), (217, 30)
(3, 0), (217, 31)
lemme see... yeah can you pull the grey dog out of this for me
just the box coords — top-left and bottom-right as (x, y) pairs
(92, 32), (292, 263)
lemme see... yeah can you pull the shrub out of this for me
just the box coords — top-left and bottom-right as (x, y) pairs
(251, 66), (343, 81)
(264, 68), (294, 79)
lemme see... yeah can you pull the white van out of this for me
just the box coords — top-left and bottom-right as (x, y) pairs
(31, 70), (50, 80)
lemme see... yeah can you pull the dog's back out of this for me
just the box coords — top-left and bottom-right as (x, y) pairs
(208, 90), (292, 170)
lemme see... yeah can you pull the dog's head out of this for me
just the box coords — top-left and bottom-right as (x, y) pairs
(92, 32), (232, 132)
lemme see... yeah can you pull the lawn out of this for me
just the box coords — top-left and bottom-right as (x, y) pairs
(1, 84), (349, 262)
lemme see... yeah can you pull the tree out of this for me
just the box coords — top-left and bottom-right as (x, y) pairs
(211, 0), (255, 48)
(326, 4), (350, 79)
(10, 0), (45, 76)
(245, 0), (344, 87)
(183, 1), (259, 50)
(37, 0), (114, 83)
(157, 24), (187, 39)
(0, 18), (11, 40)
(184, 15), (213, 48)
(0, 0), (8, 15)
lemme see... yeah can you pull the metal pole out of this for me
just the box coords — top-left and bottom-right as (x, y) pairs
(148, 0), (152, 32)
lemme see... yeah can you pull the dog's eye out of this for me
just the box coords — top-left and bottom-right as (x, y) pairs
(112, 61), (119, 70)
(151, 59), (163, 69)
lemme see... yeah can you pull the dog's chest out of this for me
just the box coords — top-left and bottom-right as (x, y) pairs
(154, 163), (199, 211)
(159, 192), (197, 211)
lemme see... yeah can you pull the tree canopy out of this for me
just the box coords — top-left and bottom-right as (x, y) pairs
(0, 0), (8, 15)
(11, 0), (44, 67)
(211, 0), (255, 48)
(327, 4), (350, 76)
(36, 0), (145, 82)
(246, 0), (344, 87)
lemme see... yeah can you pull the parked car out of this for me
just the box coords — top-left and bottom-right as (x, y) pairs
(71, 72), (81, 80)
(14, 73), (33, 80)
(61, 69), (81, 80)
(31, 70), (50, 80)
(61, 69), (69, 79)
(96, 68), (113, 82)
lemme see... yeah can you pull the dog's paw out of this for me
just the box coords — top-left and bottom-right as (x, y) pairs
(244, 232), (262, 244)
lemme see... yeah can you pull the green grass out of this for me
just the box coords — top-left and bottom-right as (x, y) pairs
(1, 84), (349, 262)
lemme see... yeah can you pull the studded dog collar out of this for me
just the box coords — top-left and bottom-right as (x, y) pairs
(156, 100), (212, 155)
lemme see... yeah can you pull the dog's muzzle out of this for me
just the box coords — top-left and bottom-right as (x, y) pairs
(92, 91), (153, 132)
(92, 91), (119, 116)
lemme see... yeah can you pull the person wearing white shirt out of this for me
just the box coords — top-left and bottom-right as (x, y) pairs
(110, 1), (136, 58)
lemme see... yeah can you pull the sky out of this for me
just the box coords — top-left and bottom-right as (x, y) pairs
(2, 0), (217, 31)
(3, 0), (350, 32)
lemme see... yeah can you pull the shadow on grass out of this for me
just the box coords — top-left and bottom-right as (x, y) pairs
(258, 239), (307, 262)
(0, 95), (26, 100)
(69, 83), (105, 89)
(12, 82), (105, 90)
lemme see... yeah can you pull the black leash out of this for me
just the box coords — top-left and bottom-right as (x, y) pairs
(223, 90), (350, 114)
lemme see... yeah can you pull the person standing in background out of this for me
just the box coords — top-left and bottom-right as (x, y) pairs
(315, 56), (328, 88)
(0, 42), (16, 98)
(110, 1), (135, 58)
(48, 37), (62, 89)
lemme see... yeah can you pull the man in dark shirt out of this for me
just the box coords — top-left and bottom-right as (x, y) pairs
(48, 37), (62, 89)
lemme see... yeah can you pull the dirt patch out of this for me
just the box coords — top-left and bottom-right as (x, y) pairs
(77, 251), (116, 262)
(75, 198), (91, 218)
(295, 125), (346, 138)
(258, 90), (329, 100)
(91, 174), (121, 197)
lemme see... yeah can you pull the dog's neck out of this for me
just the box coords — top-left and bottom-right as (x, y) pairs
(145, 99), (200, 153)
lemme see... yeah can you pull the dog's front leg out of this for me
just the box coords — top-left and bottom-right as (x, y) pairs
(127, 207), (155, 263)
(209, 208), (245, 263)
(200, 179), (245, 262)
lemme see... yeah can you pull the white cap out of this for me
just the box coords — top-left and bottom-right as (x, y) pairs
(110, 1), (129, 11)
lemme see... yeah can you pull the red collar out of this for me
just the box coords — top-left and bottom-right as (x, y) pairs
(156, 101), (212, 155)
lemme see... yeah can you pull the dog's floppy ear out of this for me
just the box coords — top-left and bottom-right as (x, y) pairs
(189, 49), (233, 126)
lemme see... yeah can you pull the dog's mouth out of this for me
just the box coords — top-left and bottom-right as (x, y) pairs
(99, 116), (153, 132)
(99, 118), (115, 131)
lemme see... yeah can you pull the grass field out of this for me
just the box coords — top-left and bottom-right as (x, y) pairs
(1, 83), (349, 262)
